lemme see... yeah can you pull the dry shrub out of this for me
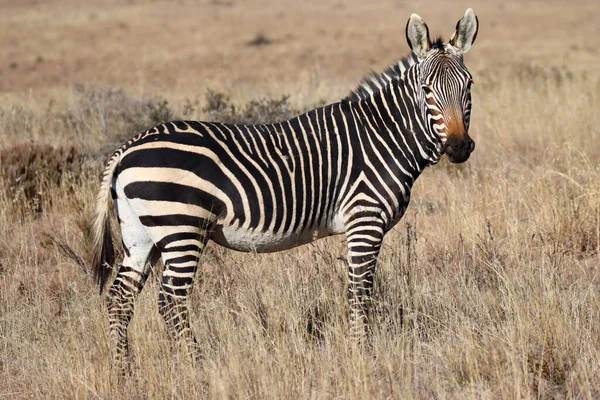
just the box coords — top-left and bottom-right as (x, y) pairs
(0, 86), (301, 159)
(202, 89), (300, 124)
(0, 143), (86, 214)
(66, 83), (172, 135)
(246, 33), (273, 47)
(0, 84), (175, 156)
(0, 105), (40, 138)
(64, 83), (175, 154)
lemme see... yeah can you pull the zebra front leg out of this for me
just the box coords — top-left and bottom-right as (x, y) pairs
(345, 223), (383, 342)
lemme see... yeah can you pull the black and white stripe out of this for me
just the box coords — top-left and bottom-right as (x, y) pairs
(91, 8), (479, 373)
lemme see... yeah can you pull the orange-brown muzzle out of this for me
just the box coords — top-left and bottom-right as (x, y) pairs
(443, 117), (475, 163)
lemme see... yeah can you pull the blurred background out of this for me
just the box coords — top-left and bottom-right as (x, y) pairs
(2, 0), (598, 100)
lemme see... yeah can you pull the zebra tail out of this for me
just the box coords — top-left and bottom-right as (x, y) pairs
(91, 151), (121, 294)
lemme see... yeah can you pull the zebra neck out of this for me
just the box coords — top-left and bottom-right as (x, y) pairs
(352, 80), (442, 178)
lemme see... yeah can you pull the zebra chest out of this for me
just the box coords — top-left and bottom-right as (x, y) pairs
(384, 196), (411, 232)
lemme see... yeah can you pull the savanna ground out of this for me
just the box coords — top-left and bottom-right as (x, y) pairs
(1, 0), (600, 398)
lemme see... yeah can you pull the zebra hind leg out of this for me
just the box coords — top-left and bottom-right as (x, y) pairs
(107, 246), (159, 377)
(157, 227), (210, 362)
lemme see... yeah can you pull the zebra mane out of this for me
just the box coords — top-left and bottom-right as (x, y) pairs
(344, 37), (445, 102)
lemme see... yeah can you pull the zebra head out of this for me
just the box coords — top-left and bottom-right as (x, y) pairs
(406, 9), (479, 163)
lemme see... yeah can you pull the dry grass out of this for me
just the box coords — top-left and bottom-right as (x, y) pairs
(1, 0), (600, 399)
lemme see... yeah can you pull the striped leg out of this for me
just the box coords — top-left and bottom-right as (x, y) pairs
(106, 196), (159, 377)
(346, 220), (384, 341)
(107, 250), (157, 376)
(157, 228), (209, 359)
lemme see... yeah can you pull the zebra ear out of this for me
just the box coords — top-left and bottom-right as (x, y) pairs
(449, 8), (478, 54)
(405, 13), (431, 59)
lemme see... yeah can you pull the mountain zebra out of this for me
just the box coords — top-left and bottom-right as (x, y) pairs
(92, 9), (479, 372)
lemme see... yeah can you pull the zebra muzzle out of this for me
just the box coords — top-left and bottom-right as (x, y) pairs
(444, 134), (474, 163)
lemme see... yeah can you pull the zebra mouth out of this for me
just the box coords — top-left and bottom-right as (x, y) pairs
(444, 136), (475, 163)
(447, 150), (471, 163)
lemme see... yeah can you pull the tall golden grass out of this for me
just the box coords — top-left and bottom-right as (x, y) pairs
(1, 1), (600, 398)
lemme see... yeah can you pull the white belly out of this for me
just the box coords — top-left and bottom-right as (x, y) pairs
(211, 225), (333, 253)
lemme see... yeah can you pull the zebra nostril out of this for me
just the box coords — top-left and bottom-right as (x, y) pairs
(468, 139), (475, 153)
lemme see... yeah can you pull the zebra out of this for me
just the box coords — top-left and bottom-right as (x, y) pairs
(91, 9), (479, 373)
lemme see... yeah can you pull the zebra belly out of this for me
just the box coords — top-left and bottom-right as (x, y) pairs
(211, 225), (333, 253)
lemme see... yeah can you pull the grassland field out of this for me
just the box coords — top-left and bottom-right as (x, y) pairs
(1, 0), (600, 398)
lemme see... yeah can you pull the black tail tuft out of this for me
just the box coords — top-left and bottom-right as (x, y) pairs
(92, 217), (114, 294)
